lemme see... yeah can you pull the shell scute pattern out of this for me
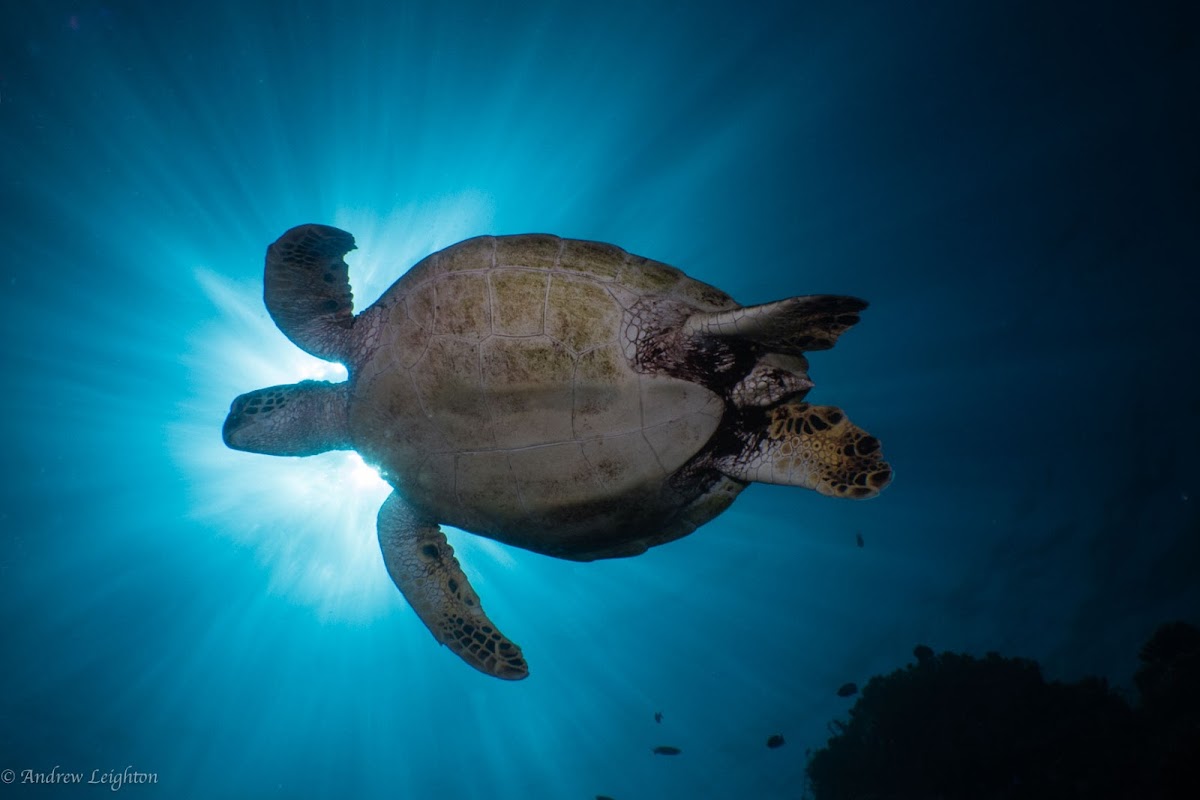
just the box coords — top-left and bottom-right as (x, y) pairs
(507, 441), (602, 507)
(439, 235), (495, 273)
(410, 337), (495, 451)
(383, 304), (428, 370)
(433, 273), (491, 338)
(494, 233), (560, 271)
(489, 269), (548, 336)
(453, 450), (520, 521)
(405, 281), (437, 330)
(479, 336), (576, 449)
(572, 345), (639, 440)
(546, 275), (622, 354)
(557, 239), (622, 280)
(616, 255), (683, 294)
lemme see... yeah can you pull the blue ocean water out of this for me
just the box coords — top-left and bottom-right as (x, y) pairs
(0, 0), (1196, 797)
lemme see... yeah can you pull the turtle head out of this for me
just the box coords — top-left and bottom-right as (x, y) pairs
(223, 380), (352, 457)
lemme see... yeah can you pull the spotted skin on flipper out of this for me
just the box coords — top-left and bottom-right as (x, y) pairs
(377, 492), (528, 680)
(720, 402), (891, 498)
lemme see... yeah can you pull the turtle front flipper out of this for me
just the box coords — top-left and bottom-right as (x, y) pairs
(377, 492), (529, 680)
(683, 295), (867, 355)
(264, 224), (357, 362)
(717, 402), (892, 499)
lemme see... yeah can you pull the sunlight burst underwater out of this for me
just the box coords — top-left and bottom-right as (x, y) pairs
(168, 203), (524, 621)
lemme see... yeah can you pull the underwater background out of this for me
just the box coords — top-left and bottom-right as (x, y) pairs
(1, 0), (1197, 797)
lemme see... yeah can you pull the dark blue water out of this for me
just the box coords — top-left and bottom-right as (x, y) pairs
(1, 1), (1196, 798)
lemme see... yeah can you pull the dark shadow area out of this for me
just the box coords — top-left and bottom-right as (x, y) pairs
(806, 621), (1200, 799)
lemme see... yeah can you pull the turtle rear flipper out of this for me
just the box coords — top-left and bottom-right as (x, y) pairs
(683, 295), (866, 355)
(717, 402), (891, 499)
(264, 224), (357, 362)
(377, 493), (529, 680)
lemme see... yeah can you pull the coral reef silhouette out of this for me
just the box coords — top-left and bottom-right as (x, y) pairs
(806, 622), (1200, 799)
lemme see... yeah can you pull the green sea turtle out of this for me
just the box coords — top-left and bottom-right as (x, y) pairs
(223, 224), (891, 679)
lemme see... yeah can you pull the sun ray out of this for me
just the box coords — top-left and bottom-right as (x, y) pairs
(168, 199), (499, 619)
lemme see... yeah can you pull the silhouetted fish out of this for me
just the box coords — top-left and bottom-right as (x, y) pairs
(836, 682), (858, 697)
(913, 644), (934, 664)
(654, 711), (663, 723)
(766, 734), (785, 748)
(651, 745), (682, 755)
(855, 532), (864, 548)
(596, 796), (616, 800)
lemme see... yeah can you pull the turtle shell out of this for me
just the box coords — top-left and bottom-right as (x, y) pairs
(348, 234), (737, 557)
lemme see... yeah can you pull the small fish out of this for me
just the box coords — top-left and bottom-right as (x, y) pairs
(766, 734), (785, 749)
(855, 532), (864, 548)
(913, 644), (934, 664)
(836, 682), (858, 697)
(651, 745), (682, 756)
(596, 796), (616, 800)
(654, 711), (663, 723)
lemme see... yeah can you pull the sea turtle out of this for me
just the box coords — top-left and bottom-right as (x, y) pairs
(223, 224), (891, 679)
